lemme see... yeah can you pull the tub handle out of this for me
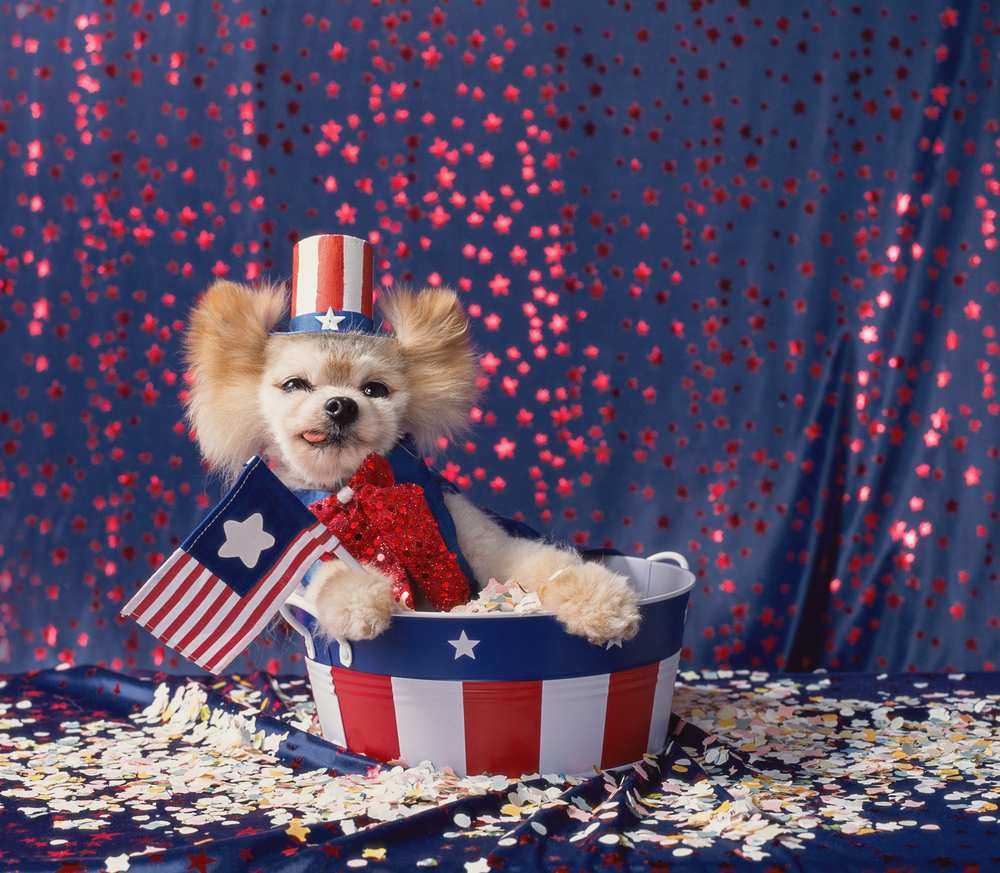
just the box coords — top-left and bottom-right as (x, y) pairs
(279, 591), (318, 660)
(279, 544), (367, 668)
(645, 551), (689, 570)
(279, 590), (355, 668)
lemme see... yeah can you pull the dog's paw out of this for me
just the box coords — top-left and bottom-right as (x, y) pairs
(310, 561), (397, 641)
(537, 561), (641, 645)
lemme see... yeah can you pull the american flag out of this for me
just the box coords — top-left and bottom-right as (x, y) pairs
(121, 457), (342, 674)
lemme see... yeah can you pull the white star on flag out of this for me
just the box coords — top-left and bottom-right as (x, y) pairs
(217, 512), (276, 568)
(315, 307), (347, 331)
(605, 638), (624, 650)
(449, 630), (480, 660)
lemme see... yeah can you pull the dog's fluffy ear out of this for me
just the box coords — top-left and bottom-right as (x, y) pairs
(184, 281), (287, 475)
(379, 287), (477, 451)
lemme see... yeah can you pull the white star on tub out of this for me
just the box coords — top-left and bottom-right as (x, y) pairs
(449, 630), (480, 660)
(217, 512), (275, 569)
(315, 307), (347, 331)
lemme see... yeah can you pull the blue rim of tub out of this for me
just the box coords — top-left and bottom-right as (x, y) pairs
(282, 554), (694, 682)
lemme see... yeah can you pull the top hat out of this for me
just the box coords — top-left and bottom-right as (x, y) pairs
(285, 233), (375, 334)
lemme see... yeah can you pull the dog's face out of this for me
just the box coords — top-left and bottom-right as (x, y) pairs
(183, 281), (476, 489)
(259, 333), (409, 488)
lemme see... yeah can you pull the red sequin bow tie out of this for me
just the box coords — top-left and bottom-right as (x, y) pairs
(308, 453), (471, 612)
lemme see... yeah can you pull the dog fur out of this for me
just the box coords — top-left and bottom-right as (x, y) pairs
(184, 281), (641, 645)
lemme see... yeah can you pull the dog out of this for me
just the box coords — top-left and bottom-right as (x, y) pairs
(182, 280), (641, 645)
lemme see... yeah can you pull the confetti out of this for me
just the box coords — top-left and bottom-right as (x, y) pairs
(0, 674), (513, 863)
(448, 579), (543, 615)
(285, 819), (310, 843)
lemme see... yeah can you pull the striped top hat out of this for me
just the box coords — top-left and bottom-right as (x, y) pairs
(287, 233), (375, 334)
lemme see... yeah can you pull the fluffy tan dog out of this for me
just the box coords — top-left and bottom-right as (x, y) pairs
(184, 281), (641, 645)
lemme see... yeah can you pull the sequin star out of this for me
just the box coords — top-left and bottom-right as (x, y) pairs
(449, 630), (480, 659)
(315, 307), (347, 331)
(217, 513), (275, 569)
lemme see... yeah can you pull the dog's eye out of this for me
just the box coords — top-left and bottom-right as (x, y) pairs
(281, 377), (311, 393)
(361, 381), (389, 398)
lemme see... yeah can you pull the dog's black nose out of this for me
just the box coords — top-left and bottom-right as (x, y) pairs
(324, 396), (359, 426)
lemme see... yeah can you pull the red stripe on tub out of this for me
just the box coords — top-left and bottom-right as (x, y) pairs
(331, 667), (400, 762)
(600, 662), (659, 769)
(463, 680), (542, 776)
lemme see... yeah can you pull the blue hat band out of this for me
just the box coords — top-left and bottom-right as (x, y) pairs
(280, 311), (376, 335)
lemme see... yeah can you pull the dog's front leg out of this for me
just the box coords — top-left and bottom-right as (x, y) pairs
(307, 559), (397, 641)
(445, 494), (641, 644)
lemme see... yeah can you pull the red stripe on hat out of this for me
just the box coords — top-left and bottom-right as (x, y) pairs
(361, 241), (373, 318)
(315, 235), (345, 313)
(463, 680), (542, 776)
(600, 662), (660, 769)
(332, 668), (400, 762)
(291, 238), (300, 317)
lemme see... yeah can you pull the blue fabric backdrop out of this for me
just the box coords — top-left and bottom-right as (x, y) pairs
(0, 0), (997, 674)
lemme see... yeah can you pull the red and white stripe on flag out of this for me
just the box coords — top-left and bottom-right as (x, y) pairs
(305, 652), (680, 775)
(291, 234), (373, 319)
(122, 522), (338, 674)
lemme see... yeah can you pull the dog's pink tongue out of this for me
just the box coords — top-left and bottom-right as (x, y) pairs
(301, 431), (328, 445)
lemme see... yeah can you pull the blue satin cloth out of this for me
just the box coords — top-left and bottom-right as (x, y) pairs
(3, 667), (997, 872)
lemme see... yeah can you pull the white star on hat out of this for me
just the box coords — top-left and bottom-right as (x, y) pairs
(315, 307), (347, 331)
(448, 630), (480, 660)
(217, 512), (276, 569)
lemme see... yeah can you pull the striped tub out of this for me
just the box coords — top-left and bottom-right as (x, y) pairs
(281, 552), (693, 776)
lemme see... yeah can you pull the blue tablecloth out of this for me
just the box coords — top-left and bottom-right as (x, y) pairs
(1, 667), (997, 871)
